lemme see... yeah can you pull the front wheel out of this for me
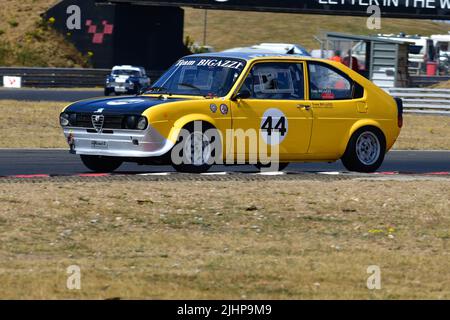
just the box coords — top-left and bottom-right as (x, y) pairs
(341, 127), (386, 173)
(171, 122), (217, 173)
(80, 155), (123, 173)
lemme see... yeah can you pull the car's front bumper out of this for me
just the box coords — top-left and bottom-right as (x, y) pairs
(63, 125), (174, 158)
(106, 82), (135, 93)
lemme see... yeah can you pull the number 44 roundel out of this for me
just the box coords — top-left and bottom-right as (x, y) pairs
(260, 108), (288, 145)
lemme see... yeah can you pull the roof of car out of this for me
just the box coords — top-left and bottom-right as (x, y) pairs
(112, 65), (143, 71)
(187, 51), (312, 61)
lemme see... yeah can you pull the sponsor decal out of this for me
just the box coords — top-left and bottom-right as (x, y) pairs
(220, 104), (229, 115)
(321, 91), (335, 99)
(175, 59), (244, 70)
(210, 104), (217, 113)
(260, 108), (288, 145)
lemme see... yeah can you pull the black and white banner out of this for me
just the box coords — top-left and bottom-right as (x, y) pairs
(97, 0), (450, 19)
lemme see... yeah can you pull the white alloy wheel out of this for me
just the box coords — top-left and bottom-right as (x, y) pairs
(183, 131), (212, 166)
(355, 131), (381, 166)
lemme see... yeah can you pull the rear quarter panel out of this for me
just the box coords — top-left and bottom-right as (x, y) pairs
(326, 61), (401, 155)
(352, 71), (401, 152)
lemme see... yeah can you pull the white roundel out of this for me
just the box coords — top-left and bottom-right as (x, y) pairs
(106, 99), (146, 106)
(260, 108), (288, 145)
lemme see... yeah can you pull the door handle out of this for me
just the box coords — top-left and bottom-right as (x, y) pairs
(297, 104), (311, 111)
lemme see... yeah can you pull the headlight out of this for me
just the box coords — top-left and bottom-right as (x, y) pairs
(123, 115), (147, 130)
(137, 116), (148, 130)
(60, 113), (69, 126)
(125, 115), (137, 129)
(69, 113), (77, 125)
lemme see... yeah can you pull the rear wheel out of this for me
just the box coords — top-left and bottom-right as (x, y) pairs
(341, 127), (386, 173)
(80, 155), (123, 173)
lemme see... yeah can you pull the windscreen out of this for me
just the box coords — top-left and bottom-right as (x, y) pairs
(148, 57), (246, 97)
(112, 70), (141, 77)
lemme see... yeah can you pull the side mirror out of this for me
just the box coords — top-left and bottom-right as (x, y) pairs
(233, 90), (251, 100)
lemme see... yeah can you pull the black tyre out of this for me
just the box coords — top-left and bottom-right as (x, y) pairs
(104, 88), (112, 96)
(80, 155), (123, 173)
(171, 122), (218, 173)
(341, 127), (386, 173)
(254, 162), (289, 171)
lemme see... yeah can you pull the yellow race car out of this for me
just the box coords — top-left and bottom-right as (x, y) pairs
(60, 52), (403, 173)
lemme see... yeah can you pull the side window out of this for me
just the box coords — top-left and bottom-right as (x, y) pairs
(308, 63), (353, 100)
(240, 62), (305, 100)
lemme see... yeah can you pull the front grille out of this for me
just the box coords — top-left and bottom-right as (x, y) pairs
(70, 113), (125, 129)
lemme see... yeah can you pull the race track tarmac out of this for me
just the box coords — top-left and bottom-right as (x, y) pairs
(0, 149), (448, 176)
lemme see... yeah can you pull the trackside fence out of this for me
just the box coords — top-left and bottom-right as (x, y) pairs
(0, 67), (163, 88)
(387, 88), (450, 115)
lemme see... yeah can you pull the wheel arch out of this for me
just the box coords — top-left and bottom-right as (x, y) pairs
(339, 120), (386, 156)
(168, 114), (217, 143)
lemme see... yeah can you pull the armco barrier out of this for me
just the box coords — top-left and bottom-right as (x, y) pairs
(0, 67), (163, 88)
(409, 75), (450, 88)
(388, 88), (450, 115)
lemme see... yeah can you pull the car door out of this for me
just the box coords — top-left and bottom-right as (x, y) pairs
(229, 61), (313, 162)
(305, 61), (364, 157)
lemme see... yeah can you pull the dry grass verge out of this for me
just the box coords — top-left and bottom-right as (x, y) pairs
(0, 99), (449, 150)
(0, 0), (88, 67)
(431, 80), (450, 89)
(395, 114), (450, 150)
(0, 179), (448, 299)
(0, 100), (67, 148)
(184, 8), (449, 51)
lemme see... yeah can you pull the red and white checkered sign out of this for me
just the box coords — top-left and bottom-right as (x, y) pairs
(3, 76), (22, 88)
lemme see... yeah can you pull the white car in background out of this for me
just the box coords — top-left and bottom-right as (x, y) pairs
(222, 43), (311, 56)
(104, 65), (151, 96)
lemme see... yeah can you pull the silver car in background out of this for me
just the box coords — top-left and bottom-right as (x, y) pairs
(104, 65), (151, 96)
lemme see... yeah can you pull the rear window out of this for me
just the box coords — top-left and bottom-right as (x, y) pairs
(308, 62), (363, 100)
